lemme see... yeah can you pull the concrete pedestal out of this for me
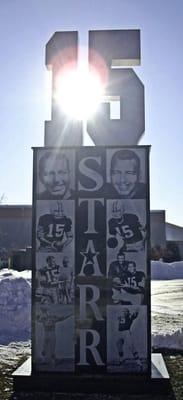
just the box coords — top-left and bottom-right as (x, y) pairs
(12, 354), (171, 395)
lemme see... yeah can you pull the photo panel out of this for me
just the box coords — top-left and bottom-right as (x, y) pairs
(107, 199), (147, 261)
(107, 305), (148, 373)
(32, 145), (150, 375)
(106, 147), (147, 199)
(36, 148), (75, 200)
(36, 200), (75, 254)
(106, 199), (147, 305)
(34, 303), (75, 372)
(35, 252), (75, 305)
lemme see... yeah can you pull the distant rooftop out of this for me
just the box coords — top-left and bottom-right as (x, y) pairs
(166, 222), (183, 241)
(0, 204), (31, 208)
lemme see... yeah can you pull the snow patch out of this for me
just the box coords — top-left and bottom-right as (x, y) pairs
(152, 328), (183, 350)
(151, 261), (183, 280)
(0, 268), (31, 344)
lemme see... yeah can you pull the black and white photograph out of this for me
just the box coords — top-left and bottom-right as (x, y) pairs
(35, 304), (74, 371)
(36, 149), (75, 200)
(36, 200), (74, 253)
(106, 147), (147, 199)
(107, 199), (147, 255)
(35, 253), (74, 305)
(108, 251), (146, 305)
(107, 305), (147, 373)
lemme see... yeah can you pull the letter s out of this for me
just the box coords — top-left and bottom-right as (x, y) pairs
(78, 156), (103, 191)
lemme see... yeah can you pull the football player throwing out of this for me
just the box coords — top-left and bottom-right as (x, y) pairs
(116, 308), (142, 370)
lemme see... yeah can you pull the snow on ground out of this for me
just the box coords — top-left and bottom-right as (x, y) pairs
(151, 262), (183, 350)
(151, 279), (183, 350)
(0, 263), (183, 350)
(152, 329), (183, 350)
(151, 260), (183, 280)
(0, 341), (31, 368)
(0, 269), (31, 344)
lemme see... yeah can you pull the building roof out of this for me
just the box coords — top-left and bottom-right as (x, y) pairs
(166, 222), (183, 241)
(0, 205), (32, 218)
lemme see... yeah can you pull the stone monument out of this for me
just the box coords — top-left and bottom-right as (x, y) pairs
(13, 29), (170, 395)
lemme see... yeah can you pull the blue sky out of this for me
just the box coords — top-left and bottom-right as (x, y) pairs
(0, 0), (183, 226)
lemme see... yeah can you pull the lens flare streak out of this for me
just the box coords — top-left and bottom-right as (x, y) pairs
(54, 68), (104, 120)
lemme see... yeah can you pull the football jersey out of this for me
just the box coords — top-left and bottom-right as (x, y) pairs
(39, 264), (60, 287)
(108, 261), (130, 283)
(127, 271), (145, 290)
(109, 214), (143, 244)
(38, 314), (61, 331)
(118, 313), (137, 331)
(37, 214), (72, 249)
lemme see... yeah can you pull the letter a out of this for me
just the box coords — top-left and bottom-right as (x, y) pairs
(79, 240), (102, 276)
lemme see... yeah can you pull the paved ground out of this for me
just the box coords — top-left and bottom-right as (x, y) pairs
(10, 391), (177, 400)
(0, 354), (181, 400)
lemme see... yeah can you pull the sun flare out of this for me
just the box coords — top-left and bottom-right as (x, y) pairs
(54, 67), (104, 120)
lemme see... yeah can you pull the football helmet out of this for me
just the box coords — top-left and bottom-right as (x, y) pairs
(118, 308), (129, 319)
(128, 261), (136, 274)
(111, 200), (124, 219)
(50, 201), (65, 218)
(46, 256), (56, 267)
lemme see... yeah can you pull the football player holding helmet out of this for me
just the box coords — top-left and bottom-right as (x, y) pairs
(37, 201), (73, 252)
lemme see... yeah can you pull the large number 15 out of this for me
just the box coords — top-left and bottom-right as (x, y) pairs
(45, 30), (144, 147)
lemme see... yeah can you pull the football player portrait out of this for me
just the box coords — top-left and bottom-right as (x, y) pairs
(116, 308), (143, 370)
(128, 261), (145, 295)
(37, 201), (73, 252)
(36, 255), (61, 304)
(108, 250), (129, 281)
(59, 256), (74, 304)
(111, 259), (146, 305)
(36, 254), (74, 305)
(36, 305), (73, 366)
(37, 151), (74, 200)
(107, 149), (146, 199)
(107, 200), (146, 253)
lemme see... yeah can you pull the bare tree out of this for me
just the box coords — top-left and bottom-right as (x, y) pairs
(0, 193), (7, 204)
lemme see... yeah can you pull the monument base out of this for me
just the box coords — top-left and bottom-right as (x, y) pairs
(12, 354), (171, 395)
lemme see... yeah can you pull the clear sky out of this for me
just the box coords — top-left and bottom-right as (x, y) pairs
(0, 0), (183, 226)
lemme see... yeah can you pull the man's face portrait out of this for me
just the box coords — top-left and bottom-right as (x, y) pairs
(128, 262), (136, 274)
(63, 256), (69, 268)
(41, 154), (70, 197)
(117, 255), (125, 266)
(47, 256), (56, 268)
(112, 200), (124, 220)
(50, 201), (65, 219)
(111, 158), (138, 196)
